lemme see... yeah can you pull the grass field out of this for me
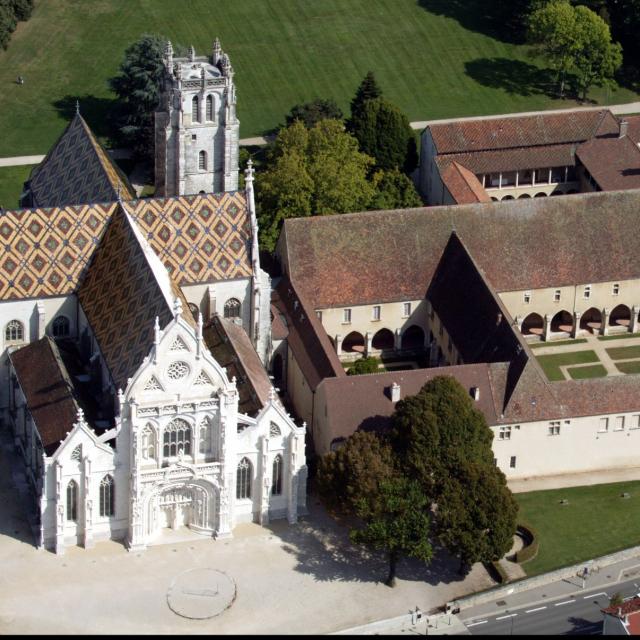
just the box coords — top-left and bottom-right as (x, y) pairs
(535, 350), (599, 382)
(606, 345), (640, 361)
(0, 0), (638, 158)
(598, 333), (640, 341)
(529, 339), (587, 349)
(616, 361), (640, 374)
(0, 165), (34, 209)
(567, 364), (608, 380)
(516, 481), (640, 576)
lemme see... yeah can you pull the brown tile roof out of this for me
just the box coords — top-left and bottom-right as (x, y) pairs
(624, 115), (640, 145)
(602, 596), (640, 617)
(435, 143), (576, 175)
(9, 337), (80, 455)
(270, 303), (289, 341)
(24, 113), (135, 208)
(439, 162), (490, 204)
(272, 277), (345, 392)
(77, 204), (181, 390)
(317, 365), (499, 453)
(429, 109), (619, 154)
(577, 135), (640, 191)
(0, 192), (252, 301)
(203, 315), (271, 416)
(279, 190), (640, 309)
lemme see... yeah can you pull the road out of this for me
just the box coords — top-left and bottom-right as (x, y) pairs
(463, 576), (640, 635)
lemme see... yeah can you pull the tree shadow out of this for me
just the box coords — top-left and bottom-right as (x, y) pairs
(416, 0), (526, 45)
(266, 496), (479, 587)
(52, 94), (119, 143)
(566, 615), (603, 635)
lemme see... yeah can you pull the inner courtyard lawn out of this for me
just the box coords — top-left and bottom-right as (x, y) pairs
(616, 361), (640, 374)
(0, 165), (34, 210)
(0, 0), (638, 157)
(535, 350), (599, 382)
(529, 339), (587, 349)
(605, 345), (640, 361)
(516, 481), (640, 576)
(567, 364), (608, 380)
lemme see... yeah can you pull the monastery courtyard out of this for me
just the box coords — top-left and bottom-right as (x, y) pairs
(530, 333), (640, 381)
(0, 430), (492, 635)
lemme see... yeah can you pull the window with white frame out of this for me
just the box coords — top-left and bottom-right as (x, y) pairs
(163, 419), (192, 457)
(612, 283), (620, 296)
(372, 305), (381, 321)
(206, 94), (214, 121)
(614, 416), (625, 431)
(224, 298), (241, 319)
(199, 417), (213, 454)
(554, 290), (561, 302)
(584, 285), (592, 299)
(548, 421), (561, 436)
(66, 480), (78, 521)
(5, 319), (24, 343)
(499, 426), (511, 440)
(523, 291), (531, 304)
(52, 315), (70, 338)
(510, 456), (517, 468)
(271, 454), (283, 496)
(630, 415), (640, 430)
(236, 457), (252, 499)
(343, 308), (351, 323)
(598, 417), (609, 432)
(191, 95), (199, 122)
(198, 150), (207, 170)
(403, 302), (411, 317)
(99, 475), (114, 517)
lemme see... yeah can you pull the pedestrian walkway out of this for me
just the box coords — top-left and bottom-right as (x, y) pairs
(334, 610), (470, 635)
(508, 465), (640, 493)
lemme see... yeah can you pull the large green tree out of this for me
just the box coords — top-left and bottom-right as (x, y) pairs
(109, 34), (167, 161)
(285, 98), (344, 129)
(370, 169), (423, 210)
(348, 71), (382, 131)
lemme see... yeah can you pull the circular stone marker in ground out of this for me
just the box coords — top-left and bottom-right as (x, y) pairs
(167, 568), (236, 619)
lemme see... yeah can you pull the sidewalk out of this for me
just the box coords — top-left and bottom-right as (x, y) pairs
(508, 465), (640, 493)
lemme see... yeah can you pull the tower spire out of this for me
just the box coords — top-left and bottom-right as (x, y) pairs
(75, 99), (80, 116)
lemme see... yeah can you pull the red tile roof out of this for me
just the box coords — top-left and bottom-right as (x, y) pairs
(440, 161), (490, 204)
(429, 109), (619, 154)
(625, 116), (640, 145)
(602, 596), (640, 617)
(577, 134), (640, 191)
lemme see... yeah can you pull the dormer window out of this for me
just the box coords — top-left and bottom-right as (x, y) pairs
(523, 291), (531, 304)
(612, 283), (620, 296)
(584, 285), (592, 299)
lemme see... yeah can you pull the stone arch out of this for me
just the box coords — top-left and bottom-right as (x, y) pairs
(580, 307), (602, 333)
(490, 197), (499, 202)
(502, 195), (515, 200)
(609, 304), (631, 328)
(534, 192), (547, 198)
(521, 312), (544, 336)
(518, 193), (531, 199)
(551, 310), (573, 333)
(567, 189), (579, 194)
(342, 331), (365, 354)
(372, 328), (394, 351)
(401, 325), (425, 350)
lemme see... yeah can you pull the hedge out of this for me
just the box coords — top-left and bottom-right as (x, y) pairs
(515, 522), (539, 564)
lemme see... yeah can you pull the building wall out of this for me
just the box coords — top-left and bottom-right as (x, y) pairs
(286, 348), (314, 429)
(492, 411), (640, 480)
(418, 129), (441, 205)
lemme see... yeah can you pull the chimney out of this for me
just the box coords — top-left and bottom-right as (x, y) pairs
(470, 386), (480, 401)
(390, 382), (401, 403)
(620, 120), (629, 138)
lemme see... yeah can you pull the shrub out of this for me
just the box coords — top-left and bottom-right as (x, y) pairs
(515, 522), (539, 564)
(347, 356), (381, 376)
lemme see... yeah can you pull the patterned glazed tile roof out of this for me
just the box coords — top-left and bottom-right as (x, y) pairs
(78, 204), (188, 391)
(25, 113), (135, 208)
(429, 109), (619, 154)
(0, 192), (252, 301)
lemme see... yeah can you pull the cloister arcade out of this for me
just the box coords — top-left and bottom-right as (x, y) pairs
(519, 303), (638, 341)
(336, 324), (428, 360)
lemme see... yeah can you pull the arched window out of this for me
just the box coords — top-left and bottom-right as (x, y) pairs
(99, 475), (114, 517)
(191, 95), (199, 122)
(236, 457), (252, 499)
(198, 150), (207, 170)
(224, 298), (241, 319)
(271, 454), (283, 496)
(142, 424), (157, 460)
(163, 419), (192, 458)
(206, 94), (213, 121)
(269, 423), (281, 438)
(52, 315), (70, 338)
(66, 479), (78, 521)
(199, 417), (212, 454)
(5, 319), (23, 343)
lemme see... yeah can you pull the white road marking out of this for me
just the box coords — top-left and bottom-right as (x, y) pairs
(466, 621), (488, 627)
(496, 614), (518, 620)
(555, 600), (575, 606)
(525, 606), (547, 613)
(584, 592), (607, 599)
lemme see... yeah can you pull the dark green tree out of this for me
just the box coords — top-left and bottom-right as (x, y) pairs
(350, 477), (433, 587)
(285, 98), (344, 129)
(8, 0), (33, 21)
(370, 169), (423, 210)
(0, 0), (17, 50)
(348, 71), (382, 130)
(346, 356), (381, 376)
(109, 34), (166, 161)
(350, 97), (418, 173)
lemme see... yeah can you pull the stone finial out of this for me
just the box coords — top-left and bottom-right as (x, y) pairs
(302, 421), (307, 431)
(189, 45), (196, 61)
(244, 158), (254, 184)
(221, 53), (230, 70)
(173, 297), (183, 319)
(212, 37), (221, 64)
(75, 99), (80, 116)
(165, 40), (174, 67)
(268, 386), (276, 402)
(231, 375), (237, 388)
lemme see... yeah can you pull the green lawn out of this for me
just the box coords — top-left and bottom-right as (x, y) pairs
(615, 361), (640, 374)
(605, 345), (640, 361)
(0, 0), (638, 157)
(535, 350), (599, 382)
(567, 364), (608, 380)
(516, 481), (640, 576)
(0, 165), (34, 210)
(529, 339), (587, 349)
(598, 333), (640, 341)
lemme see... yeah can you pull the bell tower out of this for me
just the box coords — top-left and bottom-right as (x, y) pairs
(154, 38), (240, 196)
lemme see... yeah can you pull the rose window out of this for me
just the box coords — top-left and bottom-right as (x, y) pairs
(167, 361), (190, 380)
